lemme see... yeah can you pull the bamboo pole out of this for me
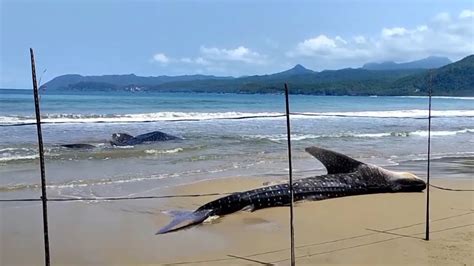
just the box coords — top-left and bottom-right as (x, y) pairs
(30, 48), (51, 265)
(425, 72), (433, 241)
(284, 83), (296, 265)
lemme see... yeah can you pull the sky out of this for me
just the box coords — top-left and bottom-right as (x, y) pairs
(1, 0), (473, 89)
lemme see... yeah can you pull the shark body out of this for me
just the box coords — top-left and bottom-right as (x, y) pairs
(157, 146), (426, 234)
(110, 131), (180, 146)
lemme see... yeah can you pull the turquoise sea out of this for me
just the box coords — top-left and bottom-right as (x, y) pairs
(0, 89), (473, 200)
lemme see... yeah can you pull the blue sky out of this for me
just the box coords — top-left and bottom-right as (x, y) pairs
(1, 0), (473, 88)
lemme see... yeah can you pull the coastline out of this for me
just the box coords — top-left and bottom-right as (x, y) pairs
(2, 176), (472, 265)
(2, 87), (474, 98)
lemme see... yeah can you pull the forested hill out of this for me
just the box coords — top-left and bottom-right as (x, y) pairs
(362, 56), (451, 70)
(44, 55), (474, 96)
(389, 55), (474, 96)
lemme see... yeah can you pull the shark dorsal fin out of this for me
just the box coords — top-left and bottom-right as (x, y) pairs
(305, 146), (364, 174)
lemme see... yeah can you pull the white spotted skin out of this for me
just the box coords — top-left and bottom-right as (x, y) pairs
(158, 147), (426, 234)
(196, 169), (392, 216)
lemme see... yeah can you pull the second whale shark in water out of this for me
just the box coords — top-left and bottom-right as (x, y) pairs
(157, 146), (426, 234)
(61, 131), (180, 148)
(110, 131), (180, 146)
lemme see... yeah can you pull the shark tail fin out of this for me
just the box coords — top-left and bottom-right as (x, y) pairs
(156, 209), (212, 235)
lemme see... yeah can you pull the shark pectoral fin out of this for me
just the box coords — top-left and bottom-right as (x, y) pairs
(156, 209), (212, 235)
(305, 146), (364, 174)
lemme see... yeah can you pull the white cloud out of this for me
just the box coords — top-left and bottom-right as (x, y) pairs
(195, 57), (210, 65)
(335, 36), (348, 45)
(382, 27), (408, 38)
(180, 57), (211, 66)
(200, 46), (266, 64)
(459, 9), (474, 19)
(152, 53), (170, 64)
(288, 34), (371, 60)
(152, 46), (266, 73)
(353, 35), (367, 44)
(293, 35), (337, 56)
(417, 25), (428, 32)
(151, 46), (267, 75)
(288, 10), (474, 64)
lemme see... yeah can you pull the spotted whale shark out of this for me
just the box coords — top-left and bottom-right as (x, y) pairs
(61, 131), (180, 149)
(157, 146), (426, 234)
(110, 131), (180, 146)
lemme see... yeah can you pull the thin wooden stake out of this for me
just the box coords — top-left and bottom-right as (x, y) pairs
(284, 83), (296, 266)
(425, 72), (433, 241)
(30, 48), (51, 265)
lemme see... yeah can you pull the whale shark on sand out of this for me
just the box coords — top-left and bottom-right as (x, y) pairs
(157, 146), (426, 234)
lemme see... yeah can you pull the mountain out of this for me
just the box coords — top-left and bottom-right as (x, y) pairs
(44, 67), (422, 93)
(43, 55), (473, 96)
(271, 64), (316, 77)
(389, 55), (474, 96)
(362, 56), (452, 70)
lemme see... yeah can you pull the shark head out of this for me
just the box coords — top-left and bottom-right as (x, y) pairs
(110, 133), (134, 146)
(383, 170), (427, 192)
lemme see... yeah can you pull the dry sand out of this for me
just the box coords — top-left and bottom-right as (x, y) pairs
(1, 176), (473, 265)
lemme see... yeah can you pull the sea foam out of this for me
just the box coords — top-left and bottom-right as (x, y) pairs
(247, 128), (474, 141)
(1, 109), (473, 126)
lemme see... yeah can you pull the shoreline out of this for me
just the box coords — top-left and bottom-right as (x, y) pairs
(2, 87), (474, 98)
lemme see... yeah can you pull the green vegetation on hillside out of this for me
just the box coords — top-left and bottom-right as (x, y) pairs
(44, 55), (474, 96)
(389, 55), (474, 96)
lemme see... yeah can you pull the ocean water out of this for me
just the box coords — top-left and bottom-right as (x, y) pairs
(0, 89), (473, 200)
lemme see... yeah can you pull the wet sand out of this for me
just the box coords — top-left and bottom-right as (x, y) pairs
(1, 175), (473, 265)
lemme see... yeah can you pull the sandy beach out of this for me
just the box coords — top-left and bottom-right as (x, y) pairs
(2, 175), (473, 265)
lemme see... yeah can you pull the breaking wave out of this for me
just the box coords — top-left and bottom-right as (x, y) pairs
(0, 154), (39, 162)
(293, 110), (474, 119)
(0, 112), (283, 126)
(398, 151), (474, 162)
(247, 128), (474, 142)
(1, 109), (474, 126)
(0, 147), (39, 163)
(145, 148), (184, 154)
